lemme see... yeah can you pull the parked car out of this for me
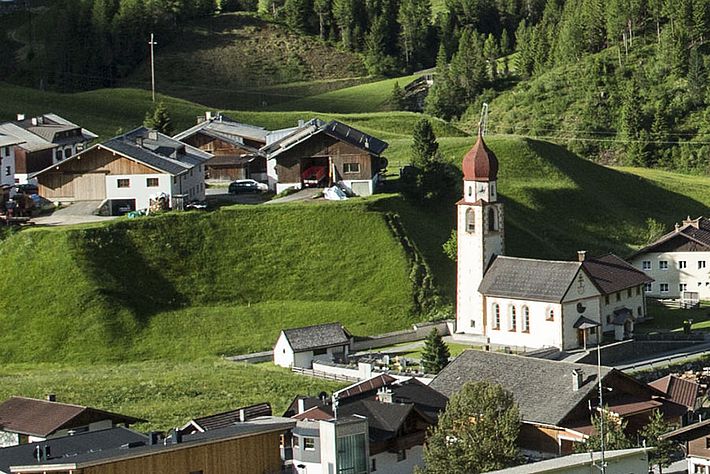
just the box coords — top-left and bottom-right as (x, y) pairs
(15, 183), (38, 195)
(228, 179), (268, 194)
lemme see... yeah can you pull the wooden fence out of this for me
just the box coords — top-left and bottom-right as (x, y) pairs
(291, 366), (359, 382)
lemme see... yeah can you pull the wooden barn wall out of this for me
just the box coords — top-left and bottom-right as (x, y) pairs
(274, 134), (375, 183)
(187, 133), (257, 157)
(15, 147), (54, 174)
(81, 432), (283, 474)
(518, 423), (564, 455)
(53, 147), (157, 175)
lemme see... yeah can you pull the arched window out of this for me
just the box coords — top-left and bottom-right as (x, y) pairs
(467, 185), (472, 197)
(522, 306), (530, 332)
(509, 305), (516, 331)
(546, 308), (554, 321)
(488, 207), (497, 231)
(466, 208), (475, 233)
(492, 303), (500, 329)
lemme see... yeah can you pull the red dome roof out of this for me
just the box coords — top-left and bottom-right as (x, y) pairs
(462, 131), (498, 182)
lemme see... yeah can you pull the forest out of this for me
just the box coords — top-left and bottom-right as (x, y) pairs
(3, 0), (710, 172)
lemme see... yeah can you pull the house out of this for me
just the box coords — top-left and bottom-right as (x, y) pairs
(274, 322), (352, 369)
(32, 127), (210, 214)
(429, 350), (685, 457)
(180, 402), (272, 435)
(0, 133), (23, 188)
(0, 114), (97, 184)
(290, 415), (370, 474)
(628, 216), (710, 301)
(0, 396), (143, 448)
(261, 119), (388, 196)
(0, 427), (148, 474)
(661, 418), (710, 474)
(485, 447), (652, 474)
(6, 417), (295, 474)
(455, 131), (653, 351)
(649, 374), (700, 422)
(288, 375), (448, 473)
(174, 112), (269, 182)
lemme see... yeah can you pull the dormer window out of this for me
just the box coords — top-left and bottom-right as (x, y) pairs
(466, 208), (475, 233)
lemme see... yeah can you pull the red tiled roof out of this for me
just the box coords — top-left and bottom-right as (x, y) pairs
(462, 131), (498, 182)
(606, 397), (662, 417)
(649, 375), (699, 410)
(0, 397), (142, 437)
(335, 374), (397, 400)
(291, 406), (334, 421)
(582, 254), (653, 294)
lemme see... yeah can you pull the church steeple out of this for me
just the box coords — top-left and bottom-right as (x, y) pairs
(461, 128), (499, 204)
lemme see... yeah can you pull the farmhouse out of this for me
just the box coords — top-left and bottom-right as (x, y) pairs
(261, 119), (388, 196)
(33, 127), (210, 214)
(0, 113), (97, 184)
(6, 418), (295, 474)
(180, 402), (272, 435)
(662, 418), (710, 474)
(0, 133), (23, 188)
(0, 396), (143, 448)
(174, 112), (268, 182)
(455, 131), (652, 351)
(429, 350), (685, 457)
(274, 322), (351, 369)
(628, 216), (710, 302)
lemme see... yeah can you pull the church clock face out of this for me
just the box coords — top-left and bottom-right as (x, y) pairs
(478, 185), (486, 196)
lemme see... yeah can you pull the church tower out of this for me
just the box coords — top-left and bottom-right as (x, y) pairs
(456, 130), (504, 334)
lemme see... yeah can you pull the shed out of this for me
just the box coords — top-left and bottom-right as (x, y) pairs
(273, 322), (351, 369)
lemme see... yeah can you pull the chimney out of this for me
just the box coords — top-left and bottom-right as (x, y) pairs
(148, 130), (159, 141)
(205, 111), (213, 121)
(31, 117), (38, 126)
(46, 394), (56, 402)
(377, 387), (393, 404)
(239, 408), (246, 422)
(298, 119), (305, 127)
(572, 369), (583, 391)
(577, 250), (587, 262)
(16, 113), (25, 121)
(172, 428), (182, 444)
(297, 398), (306, 414)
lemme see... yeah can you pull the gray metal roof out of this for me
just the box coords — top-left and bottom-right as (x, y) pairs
(282, 322), (350, 352)
(173, 114), (268, 146)
(478, 256), (582, 303)
(429, 350), (612, 426)
(0, 123), (55, 152)
(485, 448), (650, 473)
(0, 133), (23, 148)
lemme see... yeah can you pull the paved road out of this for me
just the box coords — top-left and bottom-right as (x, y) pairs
(33, 201), (117, 226)
(205, 188), (268, 205)
(266, 188), (323, 204)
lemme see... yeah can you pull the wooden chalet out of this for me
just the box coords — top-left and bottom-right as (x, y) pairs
(174, 112), (268, 182)
(261, 119), (388, 196)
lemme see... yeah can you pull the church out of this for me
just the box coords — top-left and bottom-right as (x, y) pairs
(455, 132), (653, 351)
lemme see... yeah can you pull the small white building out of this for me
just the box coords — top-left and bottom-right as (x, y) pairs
(485, 447), (651, 474)
(0, 133), (23, 188)
(629, 216), (710, 302)
(455, 131), (652, 351)
(33, 127), (210, 214)
(274, 322), (351, 369)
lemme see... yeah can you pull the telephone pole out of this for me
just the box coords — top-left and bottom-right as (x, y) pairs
(149, 34), (157, 102)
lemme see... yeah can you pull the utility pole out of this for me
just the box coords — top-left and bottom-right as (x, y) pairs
(594, 341), (607, 474)
(149, 34), (157, 102)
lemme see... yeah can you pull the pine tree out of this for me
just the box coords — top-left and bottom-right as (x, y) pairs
(618, 78), (646, 165)
(687, 47), (706, 106)
(144, 102), (174, 135)
(639, 410), (679, 474)
(420, 329), (450, 373)
(333, 0), (355, 49)
(483, 33), (499, 79)
(578, 410), (633, 452)
(424, 44), (462, 120)
(285, 0), (313, 33)
(398, 0), (431, 69)
(387, 81), (406, 110)
(411, 118), (438, 167)
(420, 381), (520, 473)
(363, 15), (396, 75)
(450, 29), (487, 102)
(313, 0), (331, 38)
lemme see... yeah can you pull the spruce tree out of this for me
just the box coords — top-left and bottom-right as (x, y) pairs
(411, 118), (438, 167)
(387, 81), (406, 110)
(425, 44), (462, 120)
(420, 381), (520, 473)
(144, 102), (174, 135)
(639, 410), (679, 474)
(420, 328), (450, 373)
(618, 78), (646, 165)
(578, 409), (633, 452)
(687, 47), (706, 106)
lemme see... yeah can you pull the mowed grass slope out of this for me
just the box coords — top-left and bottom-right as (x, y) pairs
(0, 201), (415, 362)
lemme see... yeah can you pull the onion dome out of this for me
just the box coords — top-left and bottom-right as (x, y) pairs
(462, 128), (498, 182)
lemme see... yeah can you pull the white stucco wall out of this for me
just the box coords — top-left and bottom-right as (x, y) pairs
(631, 252), (710, 299)
(485, 298), (563, 350)
(170, 165), (206, 202)
(106, 173), (171, 211)
(276, 182), (302, 194)
(689, 456), (710, 474)
(372, 445), (422, 474)
(340, 179), (374, 197)
(599, 285), (646, 332)
(1, 145), (16, 187)
(273, 332), (295, 368)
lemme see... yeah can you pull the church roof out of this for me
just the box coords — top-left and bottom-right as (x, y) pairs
(478, 256), (582, 303)
(462, 130), (498, 182)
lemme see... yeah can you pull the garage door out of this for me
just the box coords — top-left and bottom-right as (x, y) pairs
(74, 173), (107, 201)
(350, 181), (371, 196)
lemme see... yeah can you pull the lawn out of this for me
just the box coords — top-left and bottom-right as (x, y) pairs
(0, 359), (345, 432)
(636, 303), (710, 333)
(372, 341), (477, 360)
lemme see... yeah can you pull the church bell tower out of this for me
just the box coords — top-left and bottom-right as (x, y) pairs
(456, 129), (504, 334)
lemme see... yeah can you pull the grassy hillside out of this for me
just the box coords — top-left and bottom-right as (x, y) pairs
(0, 200), (422, 362)
(273, 72), (428, 113)
(0, 83), (464, 141)
(122, 13), (368, 110)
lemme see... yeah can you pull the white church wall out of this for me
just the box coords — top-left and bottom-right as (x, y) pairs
(485, 297), (563, 350)
(561, 295), (601, 350)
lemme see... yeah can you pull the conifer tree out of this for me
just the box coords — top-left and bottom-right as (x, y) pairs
(144, 102), (174, 135)
(483, 33), (499, 79)
(578, 410), (633, 452)
(425, 44), (461, 120)
(387, 81), (406, 110)
(398, 0), (431, 69)
(639, 410), (679, 474)
(618, 78), (646, 165)
(687, 47), (706, 106)
(411, 118), (439, 167)
(420, 328), (450, 374)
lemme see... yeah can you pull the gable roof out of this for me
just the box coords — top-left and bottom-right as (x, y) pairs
(649, 375), (699, 410)
(0, 397), (143, 438)
(478, 256), (583, 303)
(0, 123), (56, 152)
(429, 350), (613, 426)
(0, 114), (97, 152)
(630, 217), (710, 257)
(262, 119), (388, 159)
(281, 322), (350, 352)
(582, 254), (652, 293)
(181, 403), (272, 433)
(662, 418), (710, 442)
(173, 114), (269, 147)
(338, 400), (417, 442)
(334, 374), (398, 400)
(486, 448), (651, 473)
(0, 427), (147, 474)
(32, 128), (212, 178)
(0, 133), (23, 148)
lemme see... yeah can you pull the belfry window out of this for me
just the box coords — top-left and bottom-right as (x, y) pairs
(466, 208), (475, 233)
